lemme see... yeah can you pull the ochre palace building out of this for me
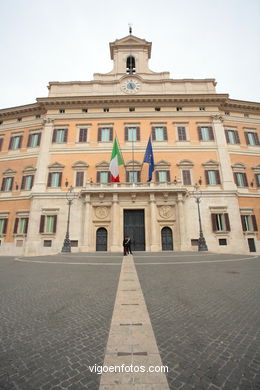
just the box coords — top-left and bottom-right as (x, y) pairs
(0, 33), (259, 256)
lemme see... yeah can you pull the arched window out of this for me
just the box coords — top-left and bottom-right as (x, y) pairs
(126, 56), (136, 74)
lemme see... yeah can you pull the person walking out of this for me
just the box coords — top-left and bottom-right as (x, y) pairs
(126, 236), (132, 254)
(123, 237), (129, 256)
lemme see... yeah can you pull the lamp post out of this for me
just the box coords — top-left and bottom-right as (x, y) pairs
(193, 184), (208, 251)
(61, 186), (75, 253)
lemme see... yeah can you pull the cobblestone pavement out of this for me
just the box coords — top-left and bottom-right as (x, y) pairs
(0, 254), (121, 390)
(136, 253), (260, 390)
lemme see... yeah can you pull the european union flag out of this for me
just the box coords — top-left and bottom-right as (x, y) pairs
(143, 136), (155, 181)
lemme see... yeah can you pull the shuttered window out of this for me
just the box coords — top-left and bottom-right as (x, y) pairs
(0, 219), (8, 235)
(233, 172), (248, 187)
(47, 172), (62, 187)
(97, 171), (109, 183)
(211, 213), (231, 232)
(75, 171), (84, 187)
(245, 132), (259, 146)
(21, 175), (34, 190)
(124, 127), (140, 141)
(1, 177), (14, 191)
(13, 218), (29, 234)
(205, 170), (221, 185)
(9, 135), (23, 150)
(152, 126), (167, 141)
(98, 128), (113, 142)
(39, 215), (57, 234)
(127, 171), (140, 183)
(79, 128), (88, 142)
(225, 130), (240, 144)
(198, 126), (214, 141)
(255, 174), (260, 187)
(182, 170), (191, 185)
(27, 133), (41, 147)
(177, 127), (187, 141)
(52, 129), (68, 143)
(241, 215), (258, 232)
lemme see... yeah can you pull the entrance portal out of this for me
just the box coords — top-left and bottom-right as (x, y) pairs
(161, 226), (173, 250)
(124, 209), (145, 251)
(96, 227), (107, 251)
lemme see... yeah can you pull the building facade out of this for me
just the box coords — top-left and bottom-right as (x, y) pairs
(0, 34), (259, 256)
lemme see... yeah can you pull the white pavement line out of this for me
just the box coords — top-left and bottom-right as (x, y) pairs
(135, 255), (259, 265)
(14, 258), (121, 266)
(99, 255), (170, 390)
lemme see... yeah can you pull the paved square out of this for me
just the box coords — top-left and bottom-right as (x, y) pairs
(0, 252), (259, 390)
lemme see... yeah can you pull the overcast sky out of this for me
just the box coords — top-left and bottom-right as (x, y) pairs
(0, 0), (259, 109)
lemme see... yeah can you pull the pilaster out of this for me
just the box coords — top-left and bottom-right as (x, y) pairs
(149, 193), (160, 251)
(111, 193), (121, 251)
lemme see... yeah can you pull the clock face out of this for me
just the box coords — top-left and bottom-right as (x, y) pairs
(122, 79), (140, 94)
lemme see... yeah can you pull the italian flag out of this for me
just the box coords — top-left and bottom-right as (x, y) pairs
(109, 138), (124, 182)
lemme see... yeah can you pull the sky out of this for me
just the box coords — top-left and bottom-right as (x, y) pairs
(0, 0), (260, 109)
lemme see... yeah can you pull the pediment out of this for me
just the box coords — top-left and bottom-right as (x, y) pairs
(110, 34), (152, 59)
(231, 162), (246, 169)
(125, 160), (141, 167)
(155, 160), (171, 167)
(23, 165), (36, 173)
(3, 168), (16, 176)
(48, 162), (65, 169)
(72, 161), (89, 169)
(177, 159), (194, 167)
(252, 164), (260, 172)
(96, 161), (109, 168)
(202, 159), (219, 167)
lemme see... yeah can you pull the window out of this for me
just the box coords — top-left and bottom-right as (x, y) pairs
(78, 128), (88, 142)
(43, 240), (52, 247)
(82, 108), (88, 113)
(155, 171), (170, 182)
(177, 127), (187, 141)
(176, 107), (182, 111)
(255, 173), (260, 187)
(97, 171), (109, 183)
(0, 138), (3, 151)
(219, 239), (227, 245)
(241, 215), (258, 232)
(21, 175), (34, 190)
(0, 219), (8, 235)
(152, 126), (167, 141)
(155, 107), (161, 111)
(211, 213), (230, 232)
(75, 171), (84, 187)
(126, 171), (140, 183)
(225, 129), (240, 144)
(125, 126), (140, 142)
(1, 177), (14, 191)
(52, 129), (68, 143)
(205, 170), (221, 185)
(129, 107), (135, 112)
(27, 133), (41, 148)
(47, 172), (62, 187)
(8, 135), (23, 150)
(103, 108), (109, 112)
(245, 131), (259, 146)
(126, 56), (136, 74)
(198, 126), (214, 141)
(39, 215), (57, 234)
(234, 172), (248, 187)
(59, 109), (65, 114)
(199, 107), (205, 111)
(98, 127), (113, 142)
(182, 170), (191, 185)
(13, 217), (29, 234)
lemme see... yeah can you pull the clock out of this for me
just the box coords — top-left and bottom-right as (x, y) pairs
(121, 79), (140, 94)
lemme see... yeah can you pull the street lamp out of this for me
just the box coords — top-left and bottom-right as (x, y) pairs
(61, 186), (76, 253)
(193, 184), (208, 252)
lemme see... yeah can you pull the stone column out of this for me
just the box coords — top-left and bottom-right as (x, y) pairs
(212, 115), (236, 191)
(177, 193), (187, 250)
(150, 193), (160, 251)
(32, 119), (54, 192)
(81, 194), (91, 252)
(111, 193), (121, 251)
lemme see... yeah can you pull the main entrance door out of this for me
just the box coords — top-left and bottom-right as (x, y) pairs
(124, 209), (145, 251)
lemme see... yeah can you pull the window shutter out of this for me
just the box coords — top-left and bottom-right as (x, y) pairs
(52, 129), (57, 143)
(208, 127), (214, 140)
(198, 127), (202, 141)
(245, 132), (249, 145)
(13, 218), (19, 234)
(155, 171), (159, 182)
(126, 171), (129, 182)
(109, 128), (113, 141)
(96, 171), (100, 183)
(37, 132), (42, 146)
(183, 170), (191, 185)
(225, 130), (229, 143)
(58, 172), (62, 187)
(254, 133), (260, 145)
(243, 173), (248, 187)
(18, 136), (23, 148)
(80, 128), (87, 142)
(151, 127), (156, 141)
(10, 177), (14, 191)
(216, 170), (221, 185)
(234, 131), (240, 144)
(252, 215), (258, 231)
(0, 138), (3, 151)
(21, 176), (26, 190)
(1, 178), (6, 191)
(137, 171), (141, 182)
(255, 174), (260, 188)
(39, 215), (45, 233)
(166, 171), (170, 182)
(64, 129), (68, 142)
(25, 218), (29, 234)
(8, 137), (13, 150)
(124, 127), (128, 141)
(233, 172), (238, 186)
(224, 213), (231, 231)
(205, 170), (209, 185)
(163, 127), (168, 141)
(27, 134), (32, 147)
(98, 128), (102, 142)
(31, 175), (34, 189)
(136, 126), (140, 141)
(47, 173), (52, 187)
(3, 219), (8, 234)
(53, 215), (57, 233)
(211, 214), (217, 231)
(241, 215), (247, 231)
(76, 171), (84, 186)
